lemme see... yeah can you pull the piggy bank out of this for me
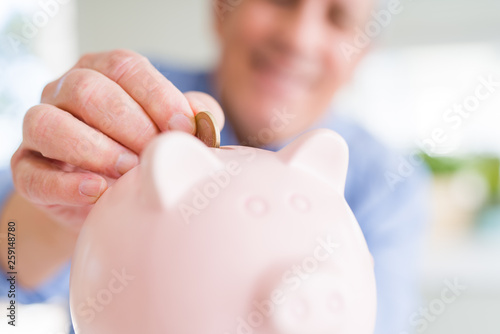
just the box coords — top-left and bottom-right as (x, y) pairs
(70, 129), (376, 334)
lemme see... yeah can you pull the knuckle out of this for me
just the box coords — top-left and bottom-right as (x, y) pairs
(153, 81), (184, 112)
(26, 168), (54, 203)
(12, 172), (28, 199)
(24, 105), (61, 148)
(40, 79), (58, 102)
(68, 128), (97, 162)
(146, 74), (166, 96)
(134, 121), (157, 149)
(22, 106), (37, 133)
(11, 159), (32, 200)
(66, 69), (96, 106)
(104, 49), (147, 81)
(38, 172), (54, 200)
(23, 105), (47, 141)
(9, 147), (25, 180)
(24, 169), (39, 200)
(77, 52), (97, 67)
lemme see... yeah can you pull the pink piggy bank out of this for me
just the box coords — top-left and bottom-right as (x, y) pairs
(70, 129), (376, 334)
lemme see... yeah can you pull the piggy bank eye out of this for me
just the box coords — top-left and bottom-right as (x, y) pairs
(288, 193), (311, 213)
(245, 197), (269, 217)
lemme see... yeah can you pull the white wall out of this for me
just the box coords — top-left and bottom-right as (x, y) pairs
(0, 0), (79, 168)
(75, 0), (500, 66)
(77, 0), (219, 69)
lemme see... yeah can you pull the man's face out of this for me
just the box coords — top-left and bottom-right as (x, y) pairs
(215, 0), (374, 146)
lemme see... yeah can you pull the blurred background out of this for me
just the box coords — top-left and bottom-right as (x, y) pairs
(1, 0), (499, 333)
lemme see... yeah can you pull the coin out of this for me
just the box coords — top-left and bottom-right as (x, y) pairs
(195, 111), (220, 148)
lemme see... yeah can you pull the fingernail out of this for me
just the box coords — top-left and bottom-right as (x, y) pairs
(79, 179), (106, 198)
(168, 113), (195, 133)
(115, 153), (139, 175)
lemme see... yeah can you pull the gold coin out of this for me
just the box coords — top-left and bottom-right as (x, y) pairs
(195, 111), (220, 148)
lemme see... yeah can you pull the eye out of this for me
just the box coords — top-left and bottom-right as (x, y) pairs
(327, 4), (352, 30)
(266, 0), (299, 8)
(289, 193), (311, 213)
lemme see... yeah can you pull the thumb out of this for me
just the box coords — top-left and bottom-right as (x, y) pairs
(184, 91), (225, 131)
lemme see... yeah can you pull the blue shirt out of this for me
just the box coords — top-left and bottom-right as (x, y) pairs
(0, 66), (430, 334)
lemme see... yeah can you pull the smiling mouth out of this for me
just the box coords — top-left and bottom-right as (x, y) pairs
(250, 47), (319, 97)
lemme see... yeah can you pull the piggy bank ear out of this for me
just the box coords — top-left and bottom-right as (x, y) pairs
(277, 129), (349, 194)
(139, 131), (224, 210)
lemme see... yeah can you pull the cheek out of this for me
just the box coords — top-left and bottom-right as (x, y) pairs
(322, 56), (345, 90)
(317, 37), (359, 93)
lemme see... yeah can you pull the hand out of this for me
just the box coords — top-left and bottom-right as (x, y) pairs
(10, 49), (224, 228)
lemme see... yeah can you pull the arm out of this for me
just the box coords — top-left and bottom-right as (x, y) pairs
(0, 190), (76, 290)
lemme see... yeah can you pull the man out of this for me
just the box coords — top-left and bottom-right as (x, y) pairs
(0, 0), (429, 333)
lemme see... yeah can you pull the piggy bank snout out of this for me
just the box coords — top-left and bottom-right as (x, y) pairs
(256, 271), (346, 334)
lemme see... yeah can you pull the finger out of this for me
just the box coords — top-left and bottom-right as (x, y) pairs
(74, 49), (196, 134)
(11, 149), (107, 206)
(42, 68), (159, 154)
(184, 91), (225, 130)
(22, 104), (139, 179)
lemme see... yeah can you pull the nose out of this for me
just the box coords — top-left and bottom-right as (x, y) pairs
(269, 272), (346, 334)
(276, 3), (325, 59)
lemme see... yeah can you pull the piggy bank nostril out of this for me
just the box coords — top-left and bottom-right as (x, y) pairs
(290, 297), (308, 319)
(326, 292), (344, 313)
(289, 193), (311, 213)
(245, 197), (268, 216)
(273, 297), (309, 332)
